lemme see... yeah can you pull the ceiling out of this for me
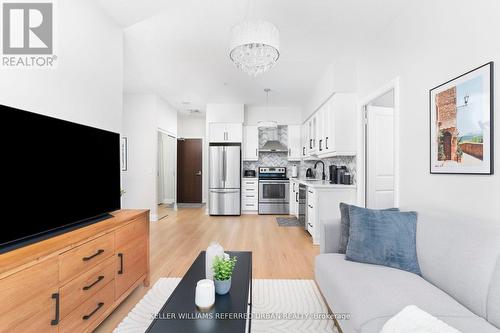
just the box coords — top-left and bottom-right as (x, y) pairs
(95, 0), (407, 114)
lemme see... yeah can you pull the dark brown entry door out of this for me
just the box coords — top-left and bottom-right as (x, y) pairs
(177, 139), (202, 203)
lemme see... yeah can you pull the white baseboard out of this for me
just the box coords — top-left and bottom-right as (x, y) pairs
(150, 213), (158, 222)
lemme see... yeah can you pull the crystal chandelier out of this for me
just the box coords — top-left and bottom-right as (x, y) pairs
(229, 19), (280, 76)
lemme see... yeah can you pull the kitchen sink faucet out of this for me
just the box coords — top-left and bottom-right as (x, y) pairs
(314, 160), (326, 180)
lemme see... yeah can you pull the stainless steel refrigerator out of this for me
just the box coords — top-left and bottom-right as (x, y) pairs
(209, 143), (241, 215)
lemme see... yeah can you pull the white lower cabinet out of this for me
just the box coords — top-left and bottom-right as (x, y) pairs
(305, 186), (356, 244)
(241, 178), (258, 212)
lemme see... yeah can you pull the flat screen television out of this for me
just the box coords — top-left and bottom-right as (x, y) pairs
(0, 104), (121, 254)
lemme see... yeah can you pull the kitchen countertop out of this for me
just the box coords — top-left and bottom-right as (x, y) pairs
(289, 178), (357, 189)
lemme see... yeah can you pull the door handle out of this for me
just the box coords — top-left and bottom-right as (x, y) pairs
(309, 139), (312, 149)
(118, 253), (124, 275)
(195, 170), (202, 176)
(325, 137), (329, 150)
(319, 139), (322, 151)
(303, 147), (305, 156)
(296, 192), (298, 202)
(51, 293), (60, 326)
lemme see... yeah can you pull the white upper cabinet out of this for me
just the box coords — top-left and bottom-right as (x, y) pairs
(309, 93), (357, 158)
(209, 123), (242, 143)
(287, 125), (302, 161)
(243, 125), (259, 161)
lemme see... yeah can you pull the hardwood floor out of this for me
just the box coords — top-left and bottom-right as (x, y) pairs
(94, 207), (319, 332)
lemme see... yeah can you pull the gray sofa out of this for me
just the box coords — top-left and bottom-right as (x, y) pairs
(315, 211), (500, 333)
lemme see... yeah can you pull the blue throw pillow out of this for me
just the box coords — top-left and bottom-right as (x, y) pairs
(338, 203), (399, 254)
(345, 205), (421, 275)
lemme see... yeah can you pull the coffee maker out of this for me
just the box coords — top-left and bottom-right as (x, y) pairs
(329, 165), (350, 184)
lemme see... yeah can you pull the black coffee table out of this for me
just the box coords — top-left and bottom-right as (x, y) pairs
(146, 251), (252, 333)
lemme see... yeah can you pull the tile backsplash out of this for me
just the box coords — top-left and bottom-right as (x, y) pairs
(243, 125), (357, 183)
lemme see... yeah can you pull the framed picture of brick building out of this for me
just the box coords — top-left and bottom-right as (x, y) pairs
(430, 62), (494, 174)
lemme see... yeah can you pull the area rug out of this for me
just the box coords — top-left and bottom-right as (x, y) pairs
(276, 216), (303, 227)
(113, 278), (338, 333)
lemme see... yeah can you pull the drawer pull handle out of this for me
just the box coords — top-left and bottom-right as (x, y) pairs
(118, 253), (124, 275)
(308, 205), (313, 208)
(82, 302), (104, 320)
(82, 275), (105, 291)
(82, 249), (104, 262)
(51, 293), (60, 326)
(308, 223), (313, 227)
(308, 190), (313, 193)
(246, 195), (255, 198)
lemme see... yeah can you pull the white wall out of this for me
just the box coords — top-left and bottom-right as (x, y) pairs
(356, 0), (500, 219)
(245, 106), (302, 125)
(178, 114), (207, 202)
(0, 0), (123, 132)
(122, 93), (178, 220)
(303, 58), (358, 121)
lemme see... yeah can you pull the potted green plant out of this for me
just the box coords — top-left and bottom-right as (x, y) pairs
(212, 255), (237, 295)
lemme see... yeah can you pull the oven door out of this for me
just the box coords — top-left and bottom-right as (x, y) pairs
(258, 180), (290, 203)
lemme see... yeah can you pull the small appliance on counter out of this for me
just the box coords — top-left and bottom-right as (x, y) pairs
(243, 169), (256, 178)
(306, 168), (314, 178)
(291, 165), (298, 178)
(329, 165), (351, 184)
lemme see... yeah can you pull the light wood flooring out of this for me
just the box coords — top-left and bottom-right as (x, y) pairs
(94, 206), (319, 332)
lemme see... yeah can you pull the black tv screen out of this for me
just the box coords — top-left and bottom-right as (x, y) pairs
(0, 104), (121, 253)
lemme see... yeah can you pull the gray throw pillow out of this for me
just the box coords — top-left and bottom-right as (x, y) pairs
(345, 205), (421, 275)
(338, 203), (399, 254)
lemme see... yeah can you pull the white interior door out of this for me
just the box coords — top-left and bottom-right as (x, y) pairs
(366, 106), (395, 209)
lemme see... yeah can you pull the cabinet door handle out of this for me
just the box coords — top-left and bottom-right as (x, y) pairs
(118, 253), (124, 275)
(308, 223), (313, 227)
(82, 302), (104, 320)
(51, 293), (60, 326)
(82, 249), (104, 262)
(302, 147), (305, 156)
(82, 275), (105, 291)
(309, 139), (312, 149)
(296, 192), (298, 202)
(308, 190), (313, 193)
(319, 139), (322, 151)
(308, 205), (313, 208)
(288, 148), (291, 156)
(256, 148), (258, 157)
(325, 137), (329, 150)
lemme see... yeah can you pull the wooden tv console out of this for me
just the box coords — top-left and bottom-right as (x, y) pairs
(0, 209), (150, 333)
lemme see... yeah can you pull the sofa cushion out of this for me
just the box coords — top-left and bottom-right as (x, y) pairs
(338, 203), (398, 254)
(346, 206), (421, 275)
(416, 211), (500, 321)
(315, 253), (498, 333)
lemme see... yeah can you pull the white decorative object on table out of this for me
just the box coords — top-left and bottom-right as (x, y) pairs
(205, 242), (224, 280)
(195, 279), (215, 310)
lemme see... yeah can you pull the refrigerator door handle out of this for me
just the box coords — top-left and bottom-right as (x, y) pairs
(222, 147), (226, 183)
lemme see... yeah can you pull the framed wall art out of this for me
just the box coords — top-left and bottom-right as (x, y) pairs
(430, 62), (494, 174)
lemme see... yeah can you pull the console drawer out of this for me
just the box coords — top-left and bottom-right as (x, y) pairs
(59, 256), (115, 318)
(59, 233), (114, 283)
(59, 281), (114, 333)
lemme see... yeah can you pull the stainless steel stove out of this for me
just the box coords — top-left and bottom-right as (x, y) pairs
(258, 167), (289, 215)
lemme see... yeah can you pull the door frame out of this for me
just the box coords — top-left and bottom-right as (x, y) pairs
(157, 128), (177, 213)
(357, 77), (400, 208)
